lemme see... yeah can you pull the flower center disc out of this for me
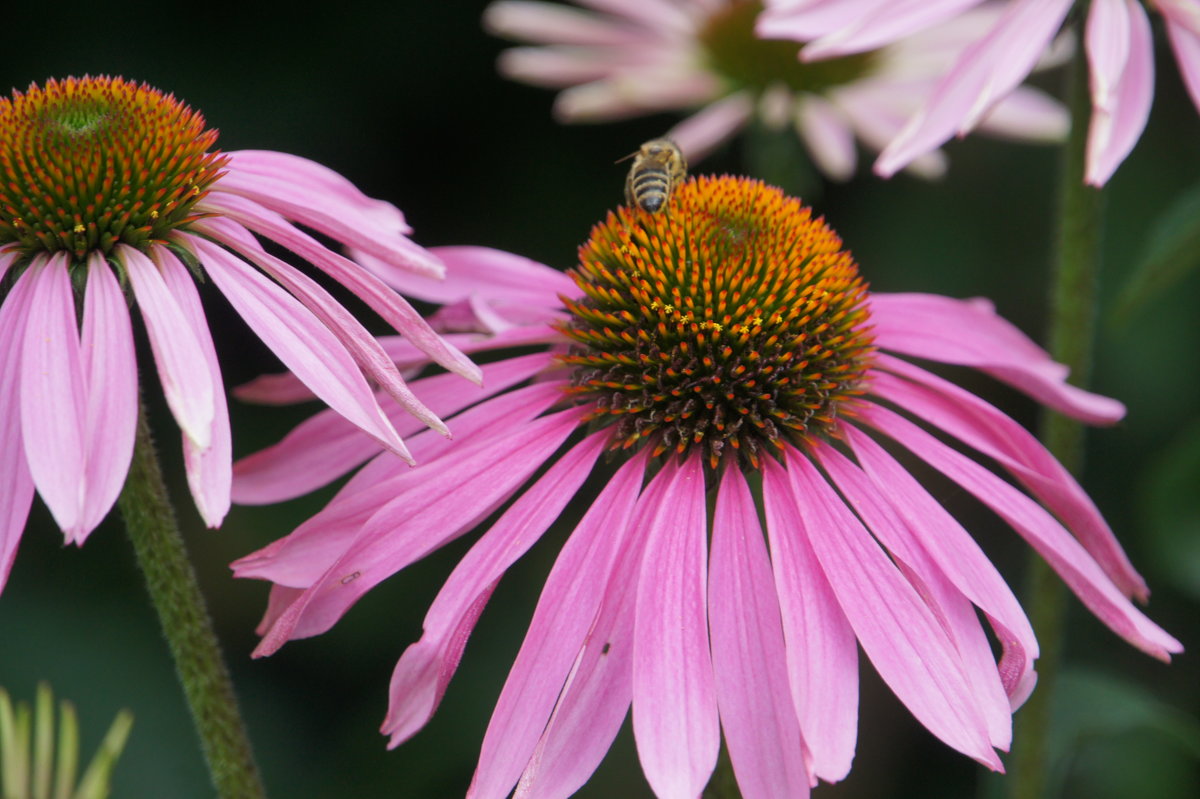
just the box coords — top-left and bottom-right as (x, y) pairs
(560, 175), (874, 469)
(0, 76), (227, 262)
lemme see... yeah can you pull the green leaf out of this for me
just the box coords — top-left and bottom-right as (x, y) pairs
(1113, 181), (1200, 323)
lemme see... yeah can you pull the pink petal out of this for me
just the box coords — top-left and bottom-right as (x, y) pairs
(384, 245), (575, 310)
(153, 248), (232, 527)
(632, 456), (719, 799)
(251, 407), (584, 655)
(233, 353), (553, 505)
(666, 91), (755, 162)
(872, 354), (1148, 600)
(794, 0), (985, 61)
(869, 292), (1126, 424)
(78, 253), (138, 536)
(186, 237), (408, 458)
(709, 466), (811, 799)
(484, 1), (653, 47)
(463, 452), (643, 794)
(839, 425), (1040, 708)
(0, 268), (36, 592)
(874, 0), (1073, 177)
(215, 150), (446, 280)
(234, 381), (567, 589)
(199, 192), (480, 386)
(857, 403), (1183, 660)
(120, 245), (215, 449)
(1086, 0), (1133, 112)
(761, 458), (858, 783)
(1085, 0), (1154, 186)
(1165, 16), (1200, 113)
(19, 255), (88, 537)
(815, 442), (1012, 750)
(382, 433), (606, 756)
(780, 449), (1002, 769)
(975, 86), (1070, 141)
(796, 95), (858, 180)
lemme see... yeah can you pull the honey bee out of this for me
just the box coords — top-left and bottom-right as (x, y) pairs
(621, 138), (687, 213)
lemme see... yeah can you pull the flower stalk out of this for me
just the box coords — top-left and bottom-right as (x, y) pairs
(1010, 16), (1104, 799)
(117, 396), (266, 799)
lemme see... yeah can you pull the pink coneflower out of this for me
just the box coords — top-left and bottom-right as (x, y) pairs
(233, 175), (1178, 798)
(0, 76), (479, 588)
(483, 0), (1068, 179)
(758, 0), (1200, 185)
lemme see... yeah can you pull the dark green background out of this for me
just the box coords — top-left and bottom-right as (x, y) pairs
(1, 2), (1197, 797)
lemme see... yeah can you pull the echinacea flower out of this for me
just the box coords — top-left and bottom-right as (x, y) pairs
(0, 76), (479, 591)
(758, 0), (1200, 185)
(484, 0), (1068, 179)
(232, 175), (1179, 798)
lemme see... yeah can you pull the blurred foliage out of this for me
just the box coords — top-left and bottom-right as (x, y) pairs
(1112, 179), (1200, 324)
(0, 1), (1197, 798)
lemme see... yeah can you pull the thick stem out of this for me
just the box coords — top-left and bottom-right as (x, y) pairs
(1009, 14), (1103, 799)
(117, 400), (267, 799)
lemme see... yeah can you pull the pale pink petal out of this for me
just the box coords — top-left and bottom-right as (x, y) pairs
(757, 0), (887, 45)
(815, 442), (1012, 749)
(0, 269), (36, 592)
(120, 245), (215, 449)
(389, 245), (576, 309)
(186, 237), (408, 458)
(554, 71), (721, 121)
(233, 353), (553, 505)
(233, 382), (567, 588)
(975, 86), (1070, 141)
(709, 466), (811, 798)
(463, 447), (637, 797)
(666, 92), (755, 162)
(496, 46), (636, 88)
(874, 0), (1073, 177)
(793, 0), (985, 60)
(19, 256), (88, 537)
(252, 407), (584, 655)
(782, 449), (1002, 769)
(869, 292), (1126, 424)
(198, 192), (480, 385)
(795, 95), (858, 181)
(153, 248), (232, 527)
(78, 253), (137, 535)
(1086, 0), (1133, 112)
(632, 456), (720, 799)
(1085, 0), (1153, 186)
(872, 354), (1148, 600)
(485, 1), (655, 47)
(761, 458), (857, 783)
(858, 403), (1183, 660)
(575, 0), (694, 33)
(839, 425), (1040, 708)
(1165, 16), (1200, 112)
(215, 151), (446, 280)
(384, 433), (606, 759)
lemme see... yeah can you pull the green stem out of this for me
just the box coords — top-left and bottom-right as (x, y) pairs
(1008, 13), (1103, 799)
(117, 399), (267, 799)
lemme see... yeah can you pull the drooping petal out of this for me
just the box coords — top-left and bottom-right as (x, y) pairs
(869, 292), (1126, 423)
(380, 431), (605, 755)
(1165, 14), (1200, 112)
(840, 425), (1040, 707)
(632, 456), (720, 799)
(872, 354), (1148, 600)
(667, 91), (755, 162)
(187, 237), (409, 458)
(795, 95), (858, 181)
(382, 245), (576, 311)
(252, 407), (585, 655)
(858, 403), (1183, 660)
(874, 0), (1073, 177)
(815, 442), (1012, 749)
(78, 253), (138, 536)
(1084, 0), (1154, 186)
(709, 466), (811, 799)
(19, 255), (88, 538)
(154, 248), (232, 527)
(761, 457), (858, 784)
(199, 192), (480, 385)
(120, 245), (216, 449)
(781, 449), (1002, 769)
(464, 449), (639, 798)
(0, 267), (36, 592)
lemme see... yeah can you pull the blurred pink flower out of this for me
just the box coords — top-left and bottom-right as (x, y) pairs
(759, 0), (1200, 185)
(233, 176), (1178, 798)
(484, 0), (1068, 179)
(0, 76), (478, 588)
